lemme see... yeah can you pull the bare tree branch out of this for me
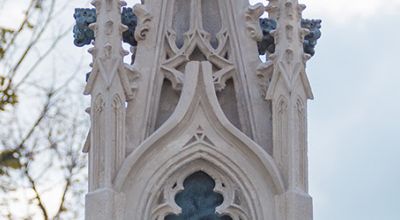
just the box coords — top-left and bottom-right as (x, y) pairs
(14, 26), (72, 89)
(2, 0), (36, 54)
(8, 0), (56, 80)
(24, 165), (49, 220)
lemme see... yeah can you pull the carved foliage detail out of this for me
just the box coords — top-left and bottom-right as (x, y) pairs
(301, 19), (322, 56)
(73, 8), (96, 47)
(256, 18), (321, 57)
(133, 4), (152, 42)
(257, 18), (277, 56)
(73, 7), (140, 47)
(256, 62), (273, 97)
(121, 7), (138, 46)
(245, 3), (265, 41)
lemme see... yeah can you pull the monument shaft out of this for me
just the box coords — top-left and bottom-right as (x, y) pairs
(76, 0), (321, 219)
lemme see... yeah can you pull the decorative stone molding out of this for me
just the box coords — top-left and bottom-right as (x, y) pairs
(256, 61), (274, 97)
(152, 163), (249, 220)
(257, 18), (277, 56)
(245, 3), (265, 41)
(73, 8), (96, 47)
(256, 18), (321, 57)
(114, 61), (285, 220)
(301, 19), (322, 56)
(75, 0), (321, 219)
(160, 2), (234, 91)
(133, 4), (152, 42)
(262, 1), (315, 219)
(73, 7), (139, 47)
(121, 7), (137, 46)
(84, 57), (133, 98)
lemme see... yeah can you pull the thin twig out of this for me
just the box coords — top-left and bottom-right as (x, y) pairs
(8, 0), (56, 79)
(24, 166), (49, 220)
(14, 26), (72, 89)
(2, 0), (36, 53)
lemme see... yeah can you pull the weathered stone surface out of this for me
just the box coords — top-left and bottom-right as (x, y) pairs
(257, 18), (322, 57)
(73, 7), (138, 47)
(79, 0), (319, 219)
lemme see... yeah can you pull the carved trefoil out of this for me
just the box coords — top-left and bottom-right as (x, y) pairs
(74, 0), (321, 219)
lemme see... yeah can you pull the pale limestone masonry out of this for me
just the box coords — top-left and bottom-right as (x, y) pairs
(82, 0), (316, 219)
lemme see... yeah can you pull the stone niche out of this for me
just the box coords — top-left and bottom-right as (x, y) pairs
(115, 62), (283, 220)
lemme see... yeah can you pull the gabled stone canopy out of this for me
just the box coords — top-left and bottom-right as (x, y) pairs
(78, 0), (319, 219)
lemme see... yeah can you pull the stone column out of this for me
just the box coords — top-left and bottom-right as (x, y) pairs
(83, 0), (131, 219)
(266, 0), (313, 219)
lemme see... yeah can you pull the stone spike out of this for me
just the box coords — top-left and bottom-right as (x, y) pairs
(300, 28), (310, 39)
(119, 24), (129, 33)
(303, 53), (312, 61)
(297, 4), (307, 12)
(88, 23), (98, 32)
(269, 53), (278, 61)
(270, 29), (278, 38)
(120, 49), (130, 57)
(88, 47), (96, 55)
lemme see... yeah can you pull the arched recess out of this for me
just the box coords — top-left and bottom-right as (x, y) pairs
(149, 154), (255, 220)
(114, 61), (285, 220)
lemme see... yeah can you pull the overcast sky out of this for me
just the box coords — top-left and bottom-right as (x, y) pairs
(2, 0), (400, 219)
(296, 0), (400, 219)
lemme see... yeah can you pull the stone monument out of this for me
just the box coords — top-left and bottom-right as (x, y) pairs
(73, 0), (321, 219)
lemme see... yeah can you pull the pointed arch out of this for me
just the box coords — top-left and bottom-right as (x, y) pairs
(114, 61), (284, 220)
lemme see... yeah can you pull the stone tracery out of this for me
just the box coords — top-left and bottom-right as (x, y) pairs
(164, 171), (232, 220)
(74, 0), (321, 219)
(149, 159), (252, 220)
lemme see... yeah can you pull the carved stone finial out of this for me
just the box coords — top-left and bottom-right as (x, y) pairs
(257, 18), (277, 56)
(256, 18), (322, 57)
(133, 4), (152, 42)
(121, 7), (138, 46)
(245, 3), (266, 41)
(73, 7), (138, 47)
(73, 8), (96, 47)
(301, 19), (322, 56)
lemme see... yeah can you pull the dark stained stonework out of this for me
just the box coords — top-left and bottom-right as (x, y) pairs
(73, 8), (96, 47)
(301, 19), (322, 56)
(165, 172), (232, 220)
(73, 8), (138, 47)
(73, 8), (321, 56)
(121, 7), (138, 47)
(257, 18), (277, 56)
(257, 18), (322, 57)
